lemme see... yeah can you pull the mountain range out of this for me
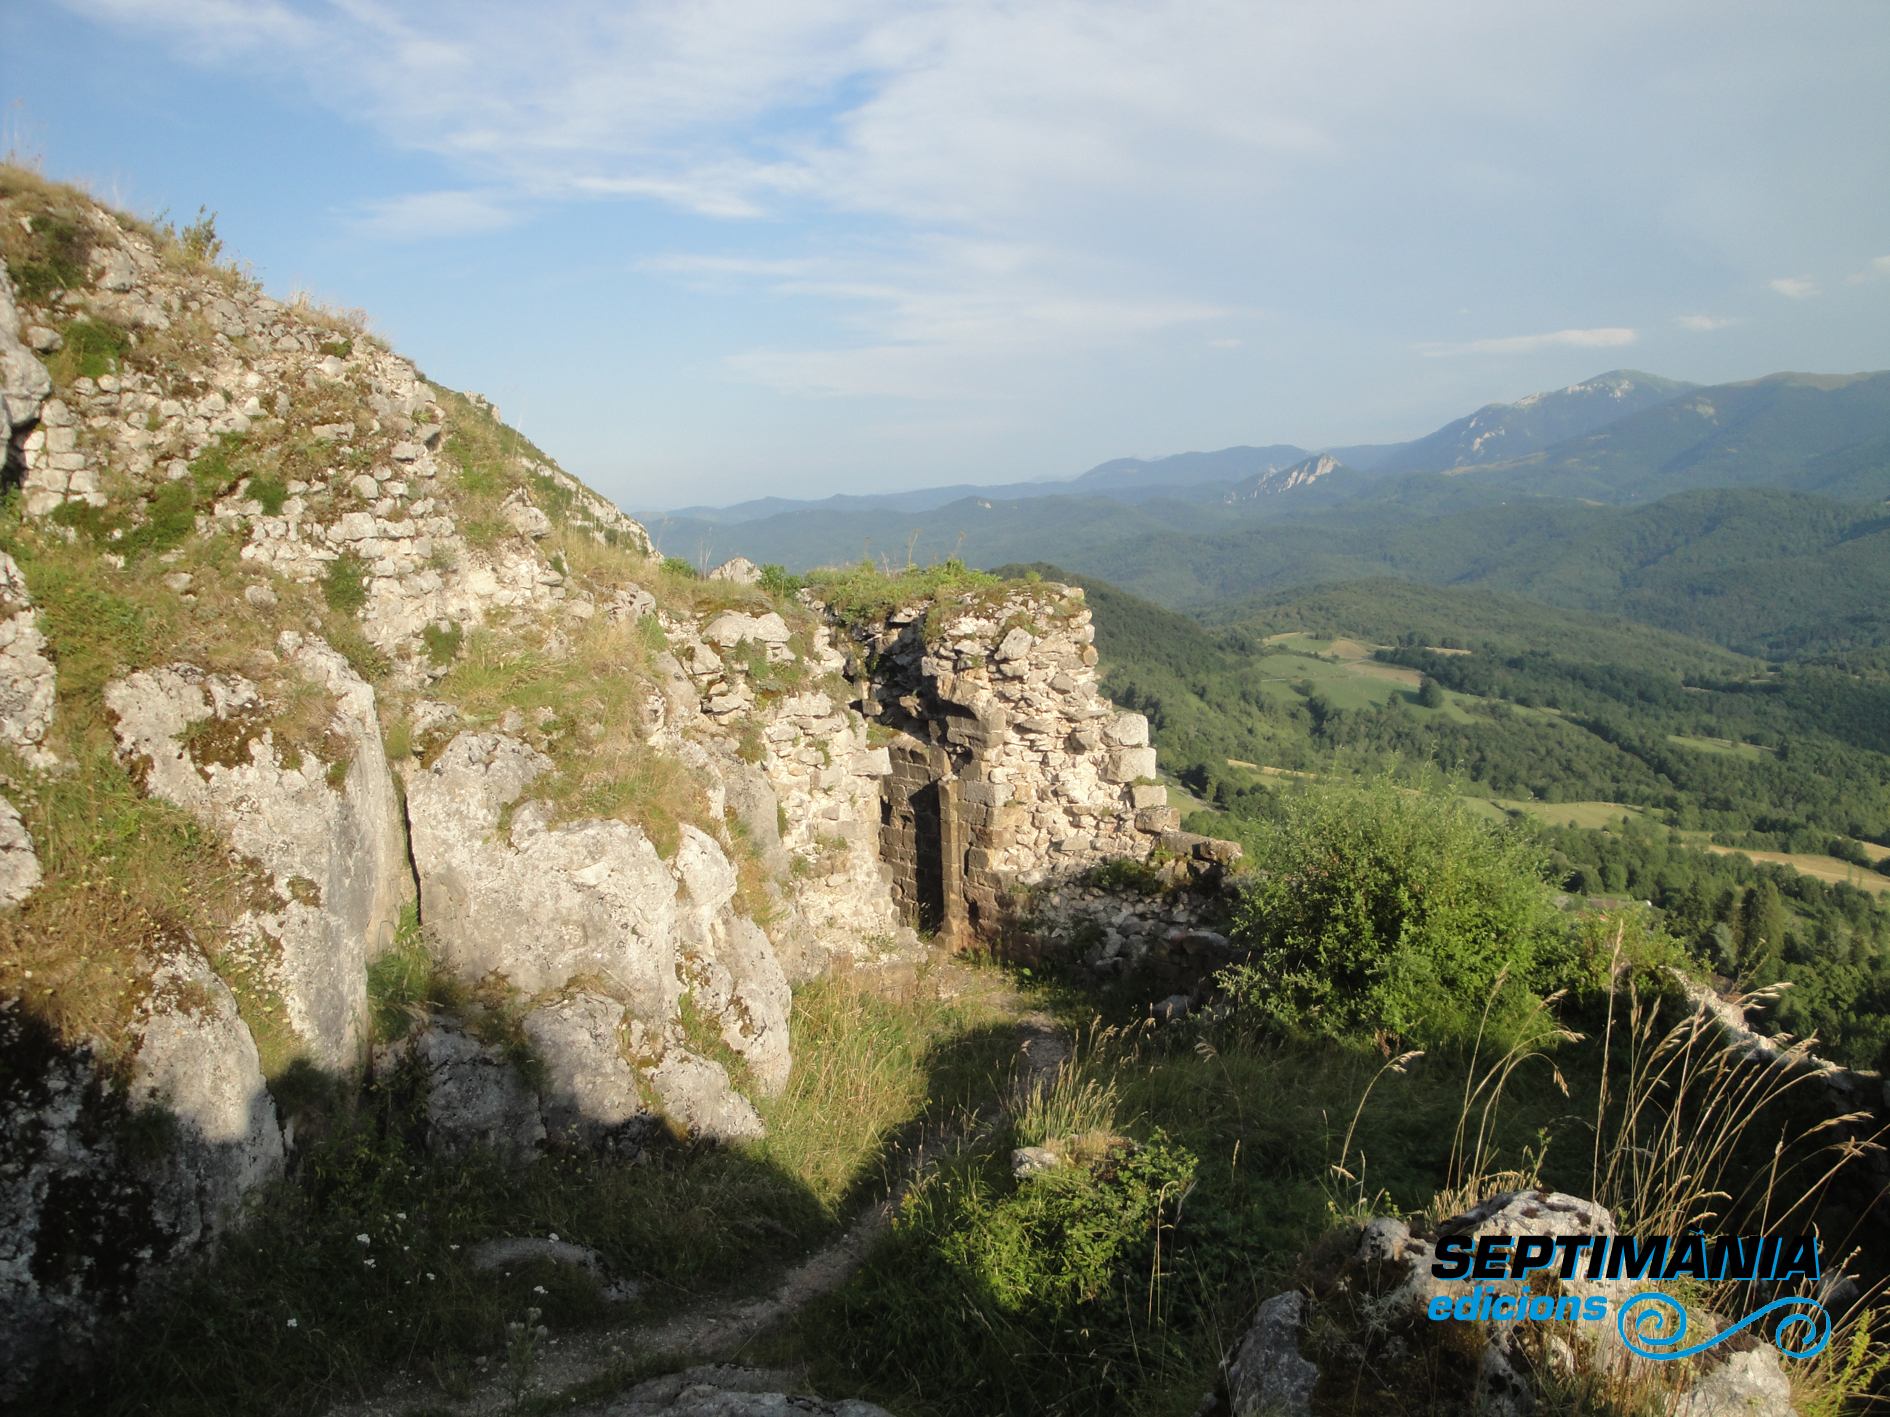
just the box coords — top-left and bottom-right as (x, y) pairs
(648, 369), (1700, 523)
(643, 369), (1890, 616)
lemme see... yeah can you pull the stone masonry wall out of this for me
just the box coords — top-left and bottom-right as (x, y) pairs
(816, 580), (1191, 948)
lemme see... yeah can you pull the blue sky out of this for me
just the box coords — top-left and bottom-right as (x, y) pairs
(8, 1), (1889, 512)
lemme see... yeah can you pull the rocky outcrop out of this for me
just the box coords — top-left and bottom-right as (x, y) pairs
(411, 1021), (548, 1162)
(404, 731), (791, 1133)
(103, 634), (413, 1070)
(524, 993), (653, 1151)
(1224, 1192), (1798, 1417)
(0, 796), (40, 904)
(0, 954), (284, 1402)
(1225, 1291), (1318, 1417)
(601, 1365), (895, 1416)
(405, 731), (683, 1018)
(0, 551), (58, 769)
(126, 952), (286, 1247)
(0, 267), (53, 481)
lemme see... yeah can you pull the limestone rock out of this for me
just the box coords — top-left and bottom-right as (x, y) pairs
(1226, 1291), (1317, 1417)
(0, 798), (40, 904)
(668, 826), (793, 1093)
(501, 488), (553, 539)
(608, 582), (657, 624)
(0, 1008), (151, 1400)
(0, 269), (53, 452)
(1669, 1346), (1797, 1417)
(523, 992), (652, 1150)
(1011, 1146), (1061, 1177)
(604, 1365), (896, 1416)
(707, 557), (762, 584)
(103, 639), (412, 1070)
(702, 912), (793, 1095)
(702, 611), (791, 647)
(415, 1021), (546, 1161)
(0, 960), (283, 1398)
(723, 761), (791, 876)
(0, 552), (58, 767)
(645, 1048), (764, 1144)
(405, 732), (682, 1019)
(129, 953), (286, 1248)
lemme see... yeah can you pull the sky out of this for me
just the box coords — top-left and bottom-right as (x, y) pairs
(6, 1), (1890, 513)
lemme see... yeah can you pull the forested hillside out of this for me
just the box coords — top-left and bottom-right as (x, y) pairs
(996, 564), (1890, 1067)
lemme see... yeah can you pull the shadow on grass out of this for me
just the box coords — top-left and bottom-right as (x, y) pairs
(16, 976), (1031, 1417)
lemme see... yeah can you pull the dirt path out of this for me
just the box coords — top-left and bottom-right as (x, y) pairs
(323, 978), (1064, 1417)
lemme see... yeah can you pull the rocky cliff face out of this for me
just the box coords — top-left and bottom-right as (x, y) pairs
(0, 172), (1188, 1391)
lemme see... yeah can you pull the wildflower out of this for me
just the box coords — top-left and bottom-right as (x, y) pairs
(287, 1318), (298, 1328)
(395, 1212), (407, 1220)
(355, 1234), (370, 1245)
(363, 1258), (376, 1268)
(533, 1285), (547, 1295)
(426, 1272), (436, 1280)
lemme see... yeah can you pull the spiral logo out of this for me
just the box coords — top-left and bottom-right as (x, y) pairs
(1618, 1292), (1831, 1361)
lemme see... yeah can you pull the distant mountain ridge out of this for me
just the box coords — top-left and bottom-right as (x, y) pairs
(1221, 452), (1359, 503)
(1333, 370), (1698, 474)
(1451, 370), (1890, 502)
(648, 368), (1700, 524)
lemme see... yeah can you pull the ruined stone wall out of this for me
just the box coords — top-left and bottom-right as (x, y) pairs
(815, 580), (1184, 948)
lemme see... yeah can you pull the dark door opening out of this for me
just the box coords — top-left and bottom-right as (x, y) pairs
(910, 780), (946, 935)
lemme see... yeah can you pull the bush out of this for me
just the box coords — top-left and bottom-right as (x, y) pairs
(1217, 779), (1562, 1048)
(321, 552), (369, 614)
(825, 1136), (1198, 1411)
(421, 620), (463, 667)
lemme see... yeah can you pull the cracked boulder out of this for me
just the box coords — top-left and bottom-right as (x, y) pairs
(404, 732), (683, 1019)
(103, 636), (412, 1070)
(524, 992), (655, 1152)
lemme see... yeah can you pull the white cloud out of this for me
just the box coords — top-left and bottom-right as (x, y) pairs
(347, 189), (518, 240)
(1676, 314), (1742, 331)
(1770, 277), (1819, 298)
(1417, 327), (1638, 357)
(1849, 255), (1890, 284)
(722, 281), (1229, 398)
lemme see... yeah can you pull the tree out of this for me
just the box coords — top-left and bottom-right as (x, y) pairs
(1417, 677), (1446, 709)
(1742, 881), (1789, 978)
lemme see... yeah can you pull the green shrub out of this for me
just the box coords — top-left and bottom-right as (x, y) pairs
(661, 556), (697, 580)
(246, 477), (288, 516)
(321, 552), (369, 614)
(759, 563), (801, 596)
(6, 213), (90, 301)
(323, 621), (390, 682)
(421, 620), (463, 667)
(57, 317), (134, 380)
(826, 1136), (1198, 1411)
(1217, 778), (1562, 1048)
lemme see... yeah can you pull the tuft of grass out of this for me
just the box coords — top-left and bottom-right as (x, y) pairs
(0, 743), (266, 1069)
(49, 316), (134, 383)
(321, 551), (369, 614)
(421, 620), (464, 667)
